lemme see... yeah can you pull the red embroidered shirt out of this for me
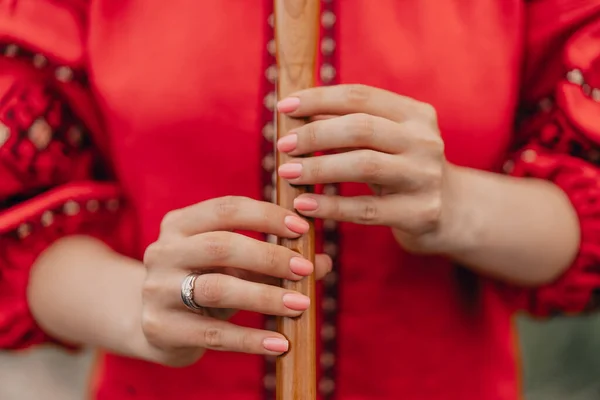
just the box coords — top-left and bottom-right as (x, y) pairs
(2, 1), (600, 399)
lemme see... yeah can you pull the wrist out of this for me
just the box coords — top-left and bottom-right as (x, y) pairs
(425, 163), (483, 257)
(30, 236), (151, 357)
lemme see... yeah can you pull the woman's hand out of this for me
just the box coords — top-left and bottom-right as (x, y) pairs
(275, 84), (579, 287)
(140, 196), (331, 367)
(276, 84), (456, 254)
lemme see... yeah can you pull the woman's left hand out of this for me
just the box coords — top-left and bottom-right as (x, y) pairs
(276, 84), (457, 254)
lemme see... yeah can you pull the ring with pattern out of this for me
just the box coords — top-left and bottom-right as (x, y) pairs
(180, 273), (206, 313)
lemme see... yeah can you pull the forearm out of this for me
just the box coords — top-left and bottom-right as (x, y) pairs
(27, 235), (147, 358)
(439, 164), (580, 286)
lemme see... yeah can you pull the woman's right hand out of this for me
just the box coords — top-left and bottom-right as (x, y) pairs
(140, 196), (331, 367)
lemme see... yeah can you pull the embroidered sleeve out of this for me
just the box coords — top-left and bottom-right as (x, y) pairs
(503, 0), (600, 316)
(0, 1), (131, 349)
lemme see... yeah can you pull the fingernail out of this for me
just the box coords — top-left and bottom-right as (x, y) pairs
(277, 134), (298, 152)
(263, 337), (289, 353)
(278, 163), (302, 179)
(284, 215), (309, 233)
(283, 293), (311, 310)
(294, 196), (318, 211)
(289, 257), (314, 275)
(277, 97), (300, 113)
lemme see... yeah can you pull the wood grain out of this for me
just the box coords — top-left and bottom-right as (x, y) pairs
(274, 1), (320, 399)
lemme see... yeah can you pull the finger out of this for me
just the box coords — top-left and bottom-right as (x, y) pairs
(148, 231), (314, 281)
(277, 84), (434, 123)
(294, 193), (441, 234)
(243, 252), (332, 286)
(155, 310), (290, 355)
(315, 253), (332, 279)
(190, 273), (311, 317)
(278, 150), (403, 186)
(159, 196), (309, 239)
(277, 114), (406, 156)
(293, 194), (390, 225)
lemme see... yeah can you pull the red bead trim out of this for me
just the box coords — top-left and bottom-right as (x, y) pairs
(318, 0), (341, 396)
(260, 3), (277, 397)
(1, 43), (87, 85)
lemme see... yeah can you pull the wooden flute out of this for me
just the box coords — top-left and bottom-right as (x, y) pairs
(274, 1), (320, 399)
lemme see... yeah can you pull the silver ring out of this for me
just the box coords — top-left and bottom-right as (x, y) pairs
(180, 273), (206, 313)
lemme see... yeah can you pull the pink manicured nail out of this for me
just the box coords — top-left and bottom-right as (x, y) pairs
(277, 97), (300, 113)
(263, 338), (289, 353)
(289, 257), (314, 276)
(278, 163), (302, 179)
(284, 215), (309, 233)
(277, 134), (298, 152)
(293, 196), (318, 212)
(282, 293), (311, 310)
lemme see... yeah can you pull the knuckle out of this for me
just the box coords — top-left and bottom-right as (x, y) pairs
(429, 137), (445, 158)
(329, 197), (343, 220)
(203, 327), (224, 349)
(141, 275), (164, 301)
(258, 287), (279, 311)
(434, 138), (445, 158)
(201, 233), (231, 262)
(417, 132), (444, 158)
(143, 242), (162, 266)
(418, 161), (444, 191)
(415, 197), (442, 234)
(239, 332), (256, 353)
(344, 84), (370, 105)
(142, 312), (204, 368)
(141, 309), (165, 347)
(305, 123), (319, 148)
(213, 196), (242, 220)
(308, 159), (324, 181)
(419, 102), (438, 125)
(195, 274), (224, 306)
(358, 198), (379, 224)
(400, 119), (421, 139)
(351, 113), (375, 144)
(262, 244), (280, 275)
(260, 205), (274, 228)
(428, 165), (444, 189)
(160, 210), (183, 233)
(357, 152), (383, 181)
(143, 242), (178, 269)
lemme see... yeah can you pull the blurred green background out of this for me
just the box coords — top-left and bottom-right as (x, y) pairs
(518, 314), (600, 399)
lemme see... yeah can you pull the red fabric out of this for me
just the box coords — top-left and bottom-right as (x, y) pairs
(503, 1), (600, 316)
(1, 1), (600, 399)
(0, 2), (131, 353)
(0, 182), (125, 349)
